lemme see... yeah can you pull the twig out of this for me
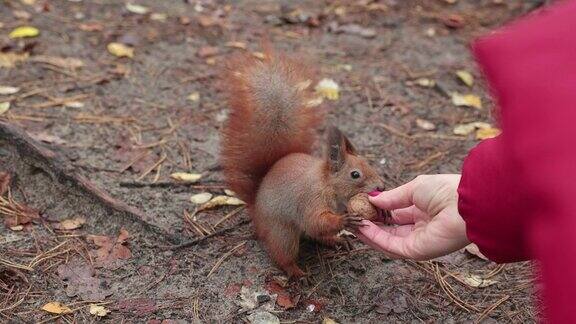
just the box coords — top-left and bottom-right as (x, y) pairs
(214, 206), (245, 228)
(475, 295), (510, 323)
(136, 153), (167, 181)
(166, 219), (250, 250)
(30, 94), (89, 109)
(207, 241), (246, 278)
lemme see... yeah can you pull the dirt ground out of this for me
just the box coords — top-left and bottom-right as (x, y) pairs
(0, 0), (545, 323)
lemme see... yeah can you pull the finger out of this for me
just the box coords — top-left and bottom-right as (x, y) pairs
(357, 220), (410, 258)
(368, 177), (420, 210)
(390, 205), (429, 225)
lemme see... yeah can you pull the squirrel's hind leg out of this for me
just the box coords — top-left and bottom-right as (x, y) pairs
(253, 212), (305, 278)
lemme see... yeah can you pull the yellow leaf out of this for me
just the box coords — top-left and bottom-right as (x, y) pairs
(0, 102), (11, 115)
(10, 225), (23, 231)
(9, 26), (40, 39)
(0, 52), (29, 68)
(200, 195), (245, 210)
(190, 192), (213, 204)
(451, 92), (482, 109)
(453, 122), (491, 136)
(187, 92), (200, 102)
(455, 70), (474, 87)
(107, 43), (134, 58)
(225, 41), (247, 49)
(323, 318), (339, 324)
(476, 126), (501, 140)
(89, 304), (109, 317)
(126, 3), (149, 15)
(315, 78), (340, 101)
(224, 189), (236, 196)
(407, 78), (435, 87)
(151, 13), (168, 22)
(170, 172), (202, 183)
(41, 302), (72, 314)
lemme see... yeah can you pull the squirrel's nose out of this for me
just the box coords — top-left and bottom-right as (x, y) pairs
(376, 186), (384, 192)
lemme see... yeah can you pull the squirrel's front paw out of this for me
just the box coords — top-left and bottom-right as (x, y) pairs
(341, 213), (366, 230)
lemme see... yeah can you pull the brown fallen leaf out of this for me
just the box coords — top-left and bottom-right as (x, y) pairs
(54, 217), (86, 230)
(415, 118), (436, 131)
(87, 228), (132, 269)
(57, 259), (110, 301)
(266, 280), (295, 309)
(0, 172), (10, 196)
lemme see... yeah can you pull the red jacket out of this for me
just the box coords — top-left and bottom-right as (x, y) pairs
(458, 1), (576, 322)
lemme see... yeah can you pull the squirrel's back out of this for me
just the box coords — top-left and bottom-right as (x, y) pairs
(220, 52), (323, 205)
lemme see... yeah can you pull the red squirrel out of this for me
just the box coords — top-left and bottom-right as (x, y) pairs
(220, 51), (385, 278)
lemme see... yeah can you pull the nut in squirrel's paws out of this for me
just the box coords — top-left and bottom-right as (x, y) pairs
(347, 192), (388, 221)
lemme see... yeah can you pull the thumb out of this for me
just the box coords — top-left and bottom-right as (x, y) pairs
(369, 178), (418, 210)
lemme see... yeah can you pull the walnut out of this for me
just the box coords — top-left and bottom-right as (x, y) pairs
(347, 193), (378, 220)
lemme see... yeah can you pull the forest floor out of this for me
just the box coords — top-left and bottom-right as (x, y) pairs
(0, 0), (544, 323)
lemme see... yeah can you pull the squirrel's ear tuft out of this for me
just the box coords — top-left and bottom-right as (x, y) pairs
(327, 126), (355, 172)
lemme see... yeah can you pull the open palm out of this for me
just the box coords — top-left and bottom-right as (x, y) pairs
(357, 175), (470, 260)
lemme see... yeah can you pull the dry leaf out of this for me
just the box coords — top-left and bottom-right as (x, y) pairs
(323, 318), (339, 324)
(170, 172), (202, 183)
(89, 304), (109, 317)
(55, 217), (86, 230)
(30, 55), (84, 69)
(107, 43), (134, 58)
(458, 273), (497, 288)
(57, 260), (110, 301)
(406, 78), (435, 87)
(197, 46), (219, 58)
(225, 41), (247, 49)
(415, 118), (436, 131)
(41, 302), (72, 314)
(126, 3), (149, 15)
(10, 225), (23, 231)
(190, 192), (213, 204)
(315, 78), (340, 101)
(79, 22), (104, 32)
(476, 127), (501, 140)
(455, 70), (474, 87)
(451, 92), (482, 109)
(150, 13), (168, 21)
(87, 228), (132, 269)
(224, 189), (236, 196)
(252, 51), (266, 60)
(0, 52), (29, 68)
(30, 132), (67, 145)
(464, 243), (489, 261)
(453, 122), (491, 136)
(0, 102), (10, 115)
(187, 92), (200, 102)
(64, 101), (85, 109)
(0, 86), (21, 95)
(200, 195), (245, 210)
(9, 26), (40, 39)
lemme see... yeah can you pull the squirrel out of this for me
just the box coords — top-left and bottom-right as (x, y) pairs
(220, 51), (385, 278)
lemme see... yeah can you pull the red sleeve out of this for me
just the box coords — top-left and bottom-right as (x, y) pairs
(457, 1), (576, 322)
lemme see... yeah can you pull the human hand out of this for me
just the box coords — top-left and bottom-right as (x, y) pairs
(357, 174), (470, 260)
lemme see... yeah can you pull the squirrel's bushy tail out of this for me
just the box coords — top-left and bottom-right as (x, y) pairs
(220, 52), (323, 205)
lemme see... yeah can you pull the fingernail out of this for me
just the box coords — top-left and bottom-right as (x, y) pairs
(368, 190), (382, 197)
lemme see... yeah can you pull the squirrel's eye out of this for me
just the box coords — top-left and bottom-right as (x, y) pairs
(350, 171), (361, 179)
